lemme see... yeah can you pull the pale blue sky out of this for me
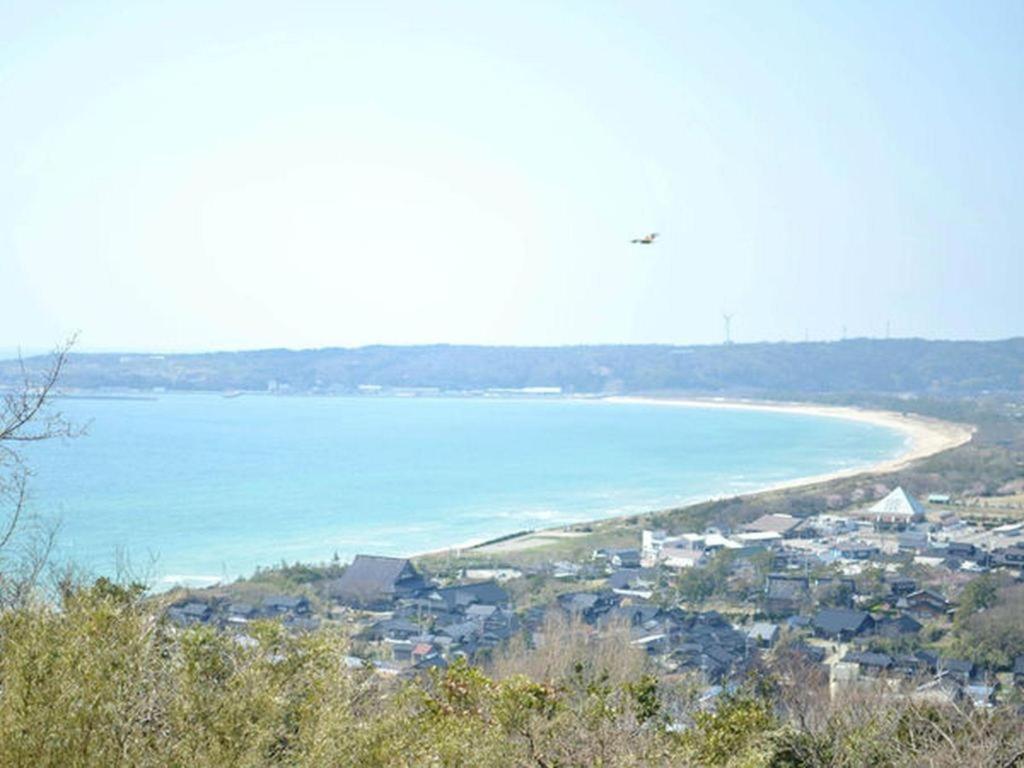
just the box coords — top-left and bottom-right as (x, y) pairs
(2, 1), (1021, 351)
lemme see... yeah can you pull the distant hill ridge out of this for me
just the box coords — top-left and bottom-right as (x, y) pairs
(2, 338), (1022, 397)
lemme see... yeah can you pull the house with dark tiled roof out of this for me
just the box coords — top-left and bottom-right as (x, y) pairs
(812, 608), (874, 641)
(764, 574), (809, 616)
(891, 653), (933, 679)
(607, 567), (658, 594)
(601, 548), (642, 569)
(786, 615), (812, 631)
(874, 614), (922, 639)
(788, 642), (826, 664)
(436, 620), (480, 645)
(598, 603), (661, 630)
(360, 617), (423, 642)
(664, 611), (753, 684)
(842, 650), (893, 676)
(887, 577), (918, 596)
(834, 541), (880, 561)
(328, 555), (428, 608)
(262, 594), (311, 616)
(558, 591), (617, 621)
(167, 601), (212, 626)
(465, 603), (498, 621)
(226, 603), (257, 624)
(991, 544), (1024, 569)
(945, 541), (977, 559)
(429, 580), (510, 610)
(937, 657), (975, 683)
(898, 530), (930, 552)
(900, 589), (954, 621)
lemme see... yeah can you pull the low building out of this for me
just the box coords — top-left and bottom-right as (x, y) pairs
(742, 513), (808, 538)
(842, 650), (893, 677)
(874, 614), (922, 639)
(945, 541), (977, 559)
(608, 568), (657, 599)
(764, 574), (809, 616)
(558, 591), (615, 621)
(745, 622), (779, 648)
(167, 601), (211, 626)
(262, 594), (311, 616)
(834, 541), (881, 560)
(661, 545), (707, 570)
(225, 602), (257, 624)
(887, 577), (918, 596)
(361, 618), (423, 642)
(937, 657), (975, 683)
(600, 548), (642, 569)
(812, 608), (874, 641)
(991, 544), (1024, 569)
(899, 589), (954, 621)
(898, 530), (930, 552)
(429, 581), (510, 611)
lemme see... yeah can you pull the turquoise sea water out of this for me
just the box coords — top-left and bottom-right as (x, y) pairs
(20, 394), (906, 588)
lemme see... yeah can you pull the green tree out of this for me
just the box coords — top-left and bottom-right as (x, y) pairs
(955, 574), (999, 626)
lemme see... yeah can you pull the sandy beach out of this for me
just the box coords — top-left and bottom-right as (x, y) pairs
(606, 396), (974, 489)
(457, 397), (974, 556)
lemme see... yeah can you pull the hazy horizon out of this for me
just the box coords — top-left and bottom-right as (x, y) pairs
(3, 2), (1022, 351)
(3, 333), (1024, 362)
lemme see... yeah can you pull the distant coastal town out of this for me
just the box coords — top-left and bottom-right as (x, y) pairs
(161, 395), (1024, 713)
(4, 339), (1024, 763)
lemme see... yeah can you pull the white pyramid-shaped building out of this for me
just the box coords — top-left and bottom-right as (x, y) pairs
(869, 487), (926, 524)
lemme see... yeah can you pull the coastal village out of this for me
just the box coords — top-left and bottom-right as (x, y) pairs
(166, 482), (1024, 711)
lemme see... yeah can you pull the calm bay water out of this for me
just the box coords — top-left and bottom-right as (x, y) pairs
(21, 394), (906, 588)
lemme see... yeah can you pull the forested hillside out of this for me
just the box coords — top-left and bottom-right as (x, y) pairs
(2, 338), (1021, 397)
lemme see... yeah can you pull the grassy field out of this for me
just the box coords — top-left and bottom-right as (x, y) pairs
(955, 492), (1024, 520)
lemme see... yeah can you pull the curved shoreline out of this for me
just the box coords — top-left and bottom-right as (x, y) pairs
(606, 396), (974, 488)
(446, 397), (975, 557)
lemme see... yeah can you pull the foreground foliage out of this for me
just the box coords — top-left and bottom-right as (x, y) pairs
(2, 583), (1024, 767)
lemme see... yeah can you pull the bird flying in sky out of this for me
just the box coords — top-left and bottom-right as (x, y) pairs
(630, 232), (659, 244)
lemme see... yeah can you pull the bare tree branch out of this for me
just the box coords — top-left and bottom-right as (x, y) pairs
(0, 335), (80, 605)
(0, 469), (27, 550)
(0, 334), (81, 443)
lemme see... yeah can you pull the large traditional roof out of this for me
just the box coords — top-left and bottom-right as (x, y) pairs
(330, 555), (424, 604)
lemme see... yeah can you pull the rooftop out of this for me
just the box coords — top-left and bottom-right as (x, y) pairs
(869, 487), (926, 520)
